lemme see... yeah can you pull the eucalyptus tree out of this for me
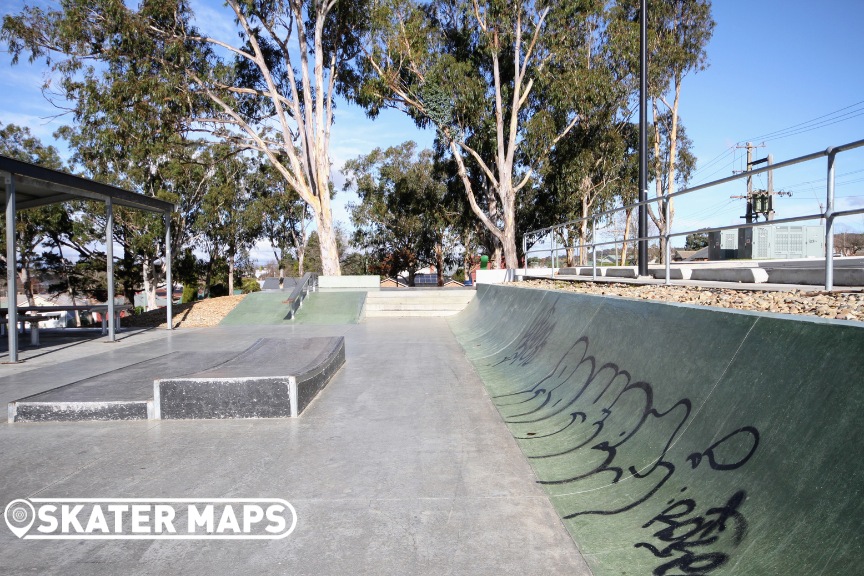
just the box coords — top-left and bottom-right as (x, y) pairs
(195, 151), (263, 295)
(344, 141), (457, 286)
(608, 0), (714, 261)
(0, 123), (69, 305)
(248, 159), (314, 277)
(3, 0), (371, 275)
(359, 0), (603, 269)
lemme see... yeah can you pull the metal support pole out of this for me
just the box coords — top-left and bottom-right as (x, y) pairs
(550, 232), (555, 279)
(825, 148), (836, 291)
(4, 172), (18, 362)
(637, 0), (649, 277)
(592, 242), (597, 280)
(106, 198), (115, 342)
(664, 195), (671, 285)
(165, 212), (173, 330)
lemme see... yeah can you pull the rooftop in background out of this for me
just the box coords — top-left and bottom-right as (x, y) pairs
(0, 155), (175, 213)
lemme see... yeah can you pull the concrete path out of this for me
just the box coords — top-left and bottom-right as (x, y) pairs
(0, 320), (589, 575)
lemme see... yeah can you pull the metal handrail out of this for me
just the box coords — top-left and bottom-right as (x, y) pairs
(523, 138), (864, 290)
(285, 272), (318, 320)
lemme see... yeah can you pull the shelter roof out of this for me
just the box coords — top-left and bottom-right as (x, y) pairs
(0, 155), (175, 214)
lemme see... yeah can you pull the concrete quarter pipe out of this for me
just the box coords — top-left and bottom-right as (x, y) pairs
(450, 284), (863, 575)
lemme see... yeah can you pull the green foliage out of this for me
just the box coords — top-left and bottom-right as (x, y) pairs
(2, 0), (366, 274)
(240, 278), (261, 294)
(344, 141), (459, 285)
(247, 159), (315, 275)
(181, 284), (198, 304)
(685, 233), (709, 250)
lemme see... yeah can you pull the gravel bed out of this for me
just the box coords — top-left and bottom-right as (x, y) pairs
(124, 294), (247, 329)
(516, 279), (864, 322)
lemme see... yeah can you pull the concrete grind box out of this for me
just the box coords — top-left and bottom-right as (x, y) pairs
(154, 337), (345, 419)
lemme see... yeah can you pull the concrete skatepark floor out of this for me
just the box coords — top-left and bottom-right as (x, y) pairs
(0, 320), (589, 575)
(4, 283), (861, 574)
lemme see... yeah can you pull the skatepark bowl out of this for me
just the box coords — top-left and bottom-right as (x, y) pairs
(0, 283), (862, 575)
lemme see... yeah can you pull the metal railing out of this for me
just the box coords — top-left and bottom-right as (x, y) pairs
(523, 138), (864, 291)
(285, 272), (318, 320)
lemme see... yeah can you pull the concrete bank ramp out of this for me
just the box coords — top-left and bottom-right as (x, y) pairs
(449, 284), (864, 576)
(220, 291), (365, 325)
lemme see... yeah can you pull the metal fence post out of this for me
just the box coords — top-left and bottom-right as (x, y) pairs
(664, 196), (671, 285)
(522, 234), (527, 272)
(550, 230), (555, 279)
(106, 198), (115, 342)
(164, 212), (173, 330)
(825, 148), (836, 291)
(5, 172), (18, 362)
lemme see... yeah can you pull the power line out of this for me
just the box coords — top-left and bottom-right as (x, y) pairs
(759, 111), (864, 143)
(741, 99), (864, 142)
(691, 146), (734, 178)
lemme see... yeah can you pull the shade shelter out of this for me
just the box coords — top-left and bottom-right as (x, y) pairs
(1, 155), (176, 362)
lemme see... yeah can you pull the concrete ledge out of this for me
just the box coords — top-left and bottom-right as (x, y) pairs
(318, 275), (380, 289)
(154, 377), (294, 420)
(517, 267), (556, 280)
(604, 267), (638, 278)
(9, 400), (150, 423)
(767, 267), (864, 286)
(575, 267), (607, 277)
(155, 337), (345, 419)
(651, 266), (693, 280)
(365, 310), (464, 317)
(294, 337), (346, 415)
(475, 269), (516, 285)
(691, 267), (770, 283)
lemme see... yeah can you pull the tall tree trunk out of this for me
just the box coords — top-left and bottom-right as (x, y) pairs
(18, 264), (36, 306)
(58, 244), (80, 326)
(435, 242), (444, 287)
(204, 252), (215, 295)
(142, 258), (157, 310)
(621, 208), (634, 266)
(228, 251), (235, 295)
(565, 246), (575, 267)
(297, 244), (306, 276)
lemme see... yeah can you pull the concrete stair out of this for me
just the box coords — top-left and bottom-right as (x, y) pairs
(364, 289), (476, 317)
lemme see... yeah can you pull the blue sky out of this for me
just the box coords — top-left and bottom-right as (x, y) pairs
(1, 0), (863, 260)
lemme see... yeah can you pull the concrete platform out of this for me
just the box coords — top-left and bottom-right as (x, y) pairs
(8, 336), (344, 422)
(0, 321), (589, 575)
(155, 337), (345, 419)
(365, 290), (476, 317)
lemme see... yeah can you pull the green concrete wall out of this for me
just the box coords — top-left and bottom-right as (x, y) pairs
(450, 284), (864, 575)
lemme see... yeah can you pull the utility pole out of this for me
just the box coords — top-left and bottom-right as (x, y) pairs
(734, 142), (761, 258)
(745, 143), (753, 223)
(731, 144), (790, 259)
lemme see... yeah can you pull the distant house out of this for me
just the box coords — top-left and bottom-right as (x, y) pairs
(134, 285), (182, 308)
(380, 277), (409, 288)
(673, 248), (710, 261)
